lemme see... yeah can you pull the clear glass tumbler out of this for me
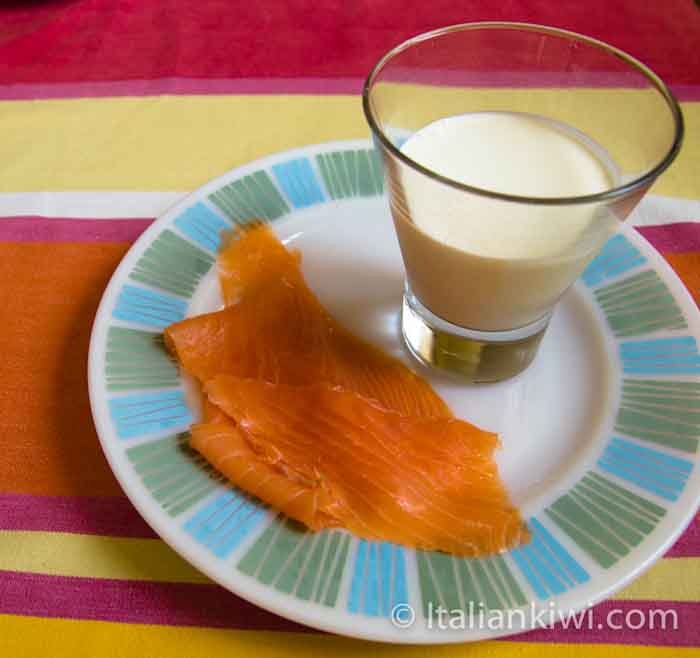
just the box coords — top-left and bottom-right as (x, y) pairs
(363, 22), (683, 382)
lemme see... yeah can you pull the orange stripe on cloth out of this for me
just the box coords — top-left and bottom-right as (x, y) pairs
(1, 241), (699, 498)
(662, 252), (700, 307)
(0, 242), (125, 496)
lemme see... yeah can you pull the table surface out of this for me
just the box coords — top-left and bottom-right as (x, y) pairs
(1, 1), (699, 656)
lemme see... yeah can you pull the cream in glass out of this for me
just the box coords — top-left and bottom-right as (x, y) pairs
(394, 111), (616, 331)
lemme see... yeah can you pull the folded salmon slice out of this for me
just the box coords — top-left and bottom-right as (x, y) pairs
(192, 376), (528, 556)
(165, 226), (450, 418)
(191, 416), (342, 529)
(166, 224), (528, 556)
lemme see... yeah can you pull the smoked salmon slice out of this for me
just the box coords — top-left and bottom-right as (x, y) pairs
(165, 225), (450, 418)
(191, 416), (342, 530)
(165, 224), (528, 556)
(192, 376), (528, 556)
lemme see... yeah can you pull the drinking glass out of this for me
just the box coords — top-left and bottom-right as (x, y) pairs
(363, 22), (683, 382)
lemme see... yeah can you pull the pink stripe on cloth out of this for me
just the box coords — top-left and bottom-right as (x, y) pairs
(637, 222), (700, 254)
(0, 217), (152, 243)
(665, 515), (700, 558)
(0, 571), (307, 632)
(0, 77), (698, 101)
(507, 599), (699, 646)
(0, 494), (156, 539)
(1, 570), (698, 644)
(672, 86), (700, 102)
(0, 77), (364, 100)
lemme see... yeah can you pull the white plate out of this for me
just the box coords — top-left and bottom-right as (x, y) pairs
(88, 139), (700, 643)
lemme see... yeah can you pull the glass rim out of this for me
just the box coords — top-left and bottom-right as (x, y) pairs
(362, 21), (685, 207)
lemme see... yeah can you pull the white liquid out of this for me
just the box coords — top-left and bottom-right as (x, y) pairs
(392, 112), (617, 330)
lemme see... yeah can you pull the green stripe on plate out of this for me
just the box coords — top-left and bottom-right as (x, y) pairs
(316, 148), (383, 200)
(616, 379), (700, 453)
(209, 170), (289, 223)
(545, 472), (666, 568)
(416, 550), (527, 617)
(129, 229), (214, 297)
(238, 517), (351, 607)
(126, 434), (222, 517)
(594, 270), (687, 337)
(106, 327), (180, 391)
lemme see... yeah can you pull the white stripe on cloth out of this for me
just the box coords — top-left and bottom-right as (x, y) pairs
(0, 191), (697, 225)
(0, 191), (186, 219)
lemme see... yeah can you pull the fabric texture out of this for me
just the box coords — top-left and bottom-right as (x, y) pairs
(0, 1), (699, 655)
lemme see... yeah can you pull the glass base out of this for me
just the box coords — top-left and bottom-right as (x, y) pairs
(401, 288), (550, 383)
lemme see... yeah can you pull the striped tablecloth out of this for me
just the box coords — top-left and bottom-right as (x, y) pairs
(1, 2), (699, 656)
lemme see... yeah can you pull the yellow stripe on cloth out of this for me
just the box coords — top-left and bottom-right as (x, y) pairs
(0, 616), (695, 658)
(615, 558), (700, 602)
(1, 530), (698, 600)
(0, 531), (209, 584)
(0, 94), (696, 198)
(0, 96), (366, 193)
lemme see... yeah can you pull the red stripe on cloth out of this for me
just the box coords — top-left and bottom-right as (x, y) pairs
(637, 223), (700, 254)
(0, 217), (152, 243)
(1, 570), (698, 644)
(0, 1), (699, 88)
(0, 494), (156, 538)
(506, 599), (699, 646)
(0, 571), (308, 632)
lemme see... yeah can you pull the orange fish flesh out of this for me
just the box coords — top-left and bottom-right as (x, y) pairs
(192, 376), (527, 556)
(165, 226), (450, 418)
(165, 224), (528, 556)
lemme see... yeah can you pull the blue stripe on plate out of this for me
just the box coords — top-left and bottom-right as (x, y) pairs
(184, 489), (267, 557)
(582, 234), (645, 287)
(112, 284), (187, 329)
(108, 390), (192, 439)
(598, 437), (692, 501)
(174, 202), (232, 253)
(512, 518), (590, 599)
(620, 337), (700, 374)
(348, 541), (407, 616)
(272, 158), (326, 209)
